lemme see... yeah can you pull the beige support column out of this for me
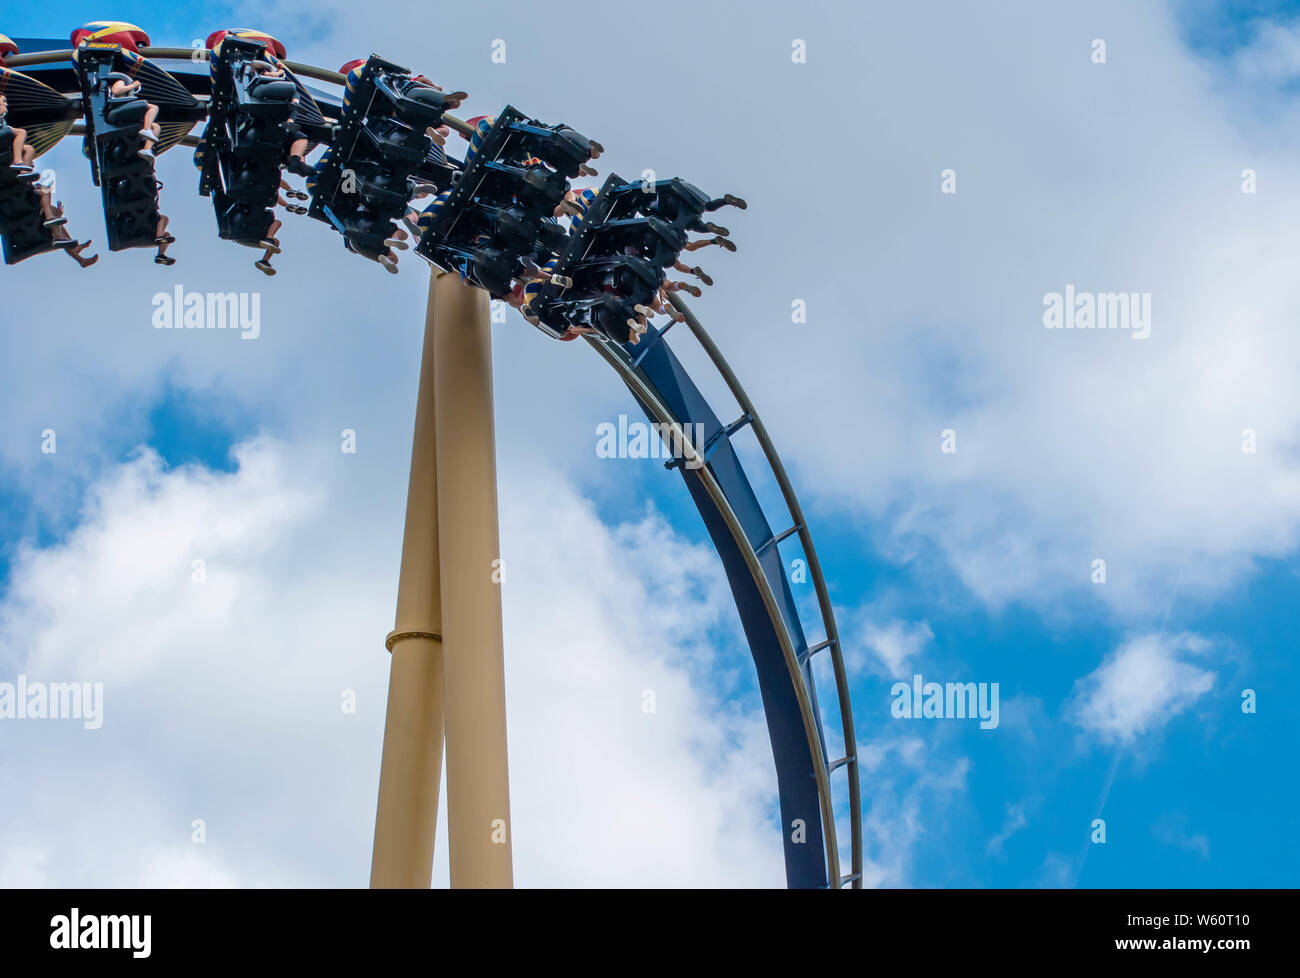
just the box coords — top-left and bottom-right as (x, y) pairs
(369, 272), (447, 889)
(431, 270), (515, 888)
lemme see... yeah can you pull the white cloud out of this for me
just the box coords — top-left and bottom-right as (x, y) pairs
(860, 753), (972, 887)
(0, 439), (787, 887)
(852, 619), (934, 677)
(1230, 20), (1300, 86)
(1068, 633), (1217, 744)
(987, 799), (1036, 857)
(7, 0), (1300, 631)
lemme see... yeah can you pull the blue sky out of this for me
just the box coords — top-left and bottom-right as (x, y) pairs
(1, 0), (1298, 888)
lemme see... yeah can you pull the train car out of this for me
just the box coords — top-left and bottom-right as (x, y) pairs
(71, 26), (203, 251)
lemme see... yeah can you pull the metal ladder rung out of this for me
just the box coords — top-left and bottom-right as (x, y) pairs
(666, 412), (753, 470)
(826, 754), (854, 774)
(797, 638), (835, 666)
(756, 523), (802, 557)
(839, 872), (862, 886)
(712, 413), (754, 449)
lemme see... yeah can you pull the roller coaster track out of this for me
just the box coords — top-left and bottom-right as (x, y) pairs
(4, 40), (862, 889)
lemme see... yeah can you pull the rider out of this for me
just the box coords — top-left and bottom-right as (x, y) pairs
(34, 177), (98, 268)
(105, 72), (160, 159)
(562, 184), (714, 284)
(0, 94), (36, 169)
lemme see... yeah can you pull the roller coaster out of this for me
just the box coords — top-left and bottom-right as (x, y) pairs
(0, 23), (862, 889)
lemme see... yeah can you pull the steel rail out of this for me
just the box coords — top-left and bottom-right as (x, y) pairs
(667, 293), (863, 887)
(584, 331), (844, 888)
(3, 48), (478, 137)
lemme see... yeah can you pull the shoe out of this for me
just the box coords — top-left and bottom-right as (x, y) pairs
(255, 259), (276, 276)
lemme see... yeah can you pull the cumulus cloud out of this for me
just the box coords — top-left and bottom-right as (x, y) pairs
(8, 0), (1300, 631)
(1068, 633), (1217, 744)
(0, 438), (790, 887)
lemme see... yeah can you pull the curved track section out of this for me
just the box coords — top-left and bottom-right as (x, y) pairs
(2, 39), (862, 889)
(586, 302), (861, 889)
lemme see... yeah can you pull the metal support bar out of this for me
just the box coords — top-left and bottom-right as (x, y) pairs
(370, 270), (447, 889)
(797, 638), (835, 667)
(665, 412), (752, 471)
(756, 523), (803, 558)
(431, 271), (514, 889)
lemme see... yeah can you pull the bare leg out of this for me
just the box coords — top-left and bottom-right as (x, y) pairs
(663, 279), (703, 298)
(155, 215), (174, 263)
(68, 239), (99, 269)
(683, 235), (736, 253)
(673, 260), (712, 285)
(9, 126), (33, 166)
